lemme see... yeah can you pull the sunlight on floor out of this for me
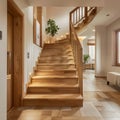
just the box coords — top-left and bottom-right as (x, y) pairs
(8, 70), (120, 120)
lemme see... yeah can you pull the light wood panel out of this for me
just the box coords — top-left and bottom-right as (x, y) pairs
(7, 12), (13, 111)
(13, 16), (23, 106)
(7, 12), (13, 75)
(7, 75), (12, 111)
(7, 0), (24, 107)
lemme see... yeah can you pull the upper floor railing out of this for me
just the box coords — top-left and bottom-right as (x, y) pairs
(70, 7), (97, 26)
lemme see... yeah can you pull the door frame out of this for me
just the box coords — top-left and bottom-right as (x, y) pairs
(7, 0), (24, 107)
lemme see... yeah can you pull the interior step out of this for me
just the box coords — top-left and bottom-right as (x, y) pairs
(37, 62), (75, 66)
(23, 94), (83, 107)
(39, 56), (74, 60)
(40, 52), (73, 57)
(40, 54), (73, 57)
(55, 39), (70, 43)
(37, 64), (75, 70)
(34, 69), (76, 76)
(27, 83), (79, 94)
(42, 48), (72, 52)
(38, 59), (74, 64)
(44, 42), (70, 46)
(31, 76), (78, 84)
(44, 45), (72, 50)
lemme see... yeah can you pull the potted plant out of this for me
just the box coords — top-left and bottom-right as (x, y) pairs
(83, 54), (90, 63)
(45, 19), (60, 43)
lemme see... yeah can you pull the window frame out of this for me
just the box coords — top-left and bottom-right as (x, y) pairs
(115, 29), (120, 66)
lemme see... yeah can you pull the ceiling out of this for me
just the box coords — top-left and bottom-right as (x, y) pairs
(78, 0), (120, 39)
(22, 0), (120, 39)
(25, 0), (104, 7)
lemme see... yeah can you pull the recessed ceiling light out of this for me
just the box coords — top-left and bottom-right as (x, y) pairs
(89, 36), (95, 39)
(106, 14), (110, 16)
(78, 36), (86, 41)
(92, 29), (95, 32)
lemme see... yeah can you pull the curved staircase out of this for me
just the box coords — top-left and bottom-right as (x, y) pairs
(23, 39), (83, 107)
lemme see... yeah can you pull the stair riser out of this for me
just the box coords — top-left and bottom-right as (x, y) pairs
(34, 71), (76, 76)
(41, 52), (73, 56)
(32, 78), (78, 84)
(44, 43), (71, 46)
(37, 63), (75, 66)
(38, 59), (74, 63)
(23, 99), (83, 107)
(27, 87), (79, 94)
(39, 57), (74, 61)
(44, 46), (71, 50)
(42, 49), (72, 53)
(40, 54), (73, 58)
(37, 65), (75, 70)
(55, 40), (70, 44)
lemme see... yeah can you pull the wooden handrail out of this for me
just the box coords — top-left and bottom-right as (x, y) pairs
(70, 23), (83, 96)
(70, 7), (80, 14)
(69, 6), (97, 96)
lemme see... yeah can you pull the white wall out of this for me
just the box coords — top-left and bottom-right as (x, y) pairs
(14, 1), (46, 92)
(46, 7), (73, 38)
(95, 26), (107, 76)
(0, 0), (7, 119)
(82, 39), (89, 55)
(23, 7), (42, 92)
(107, 17), (120, 73)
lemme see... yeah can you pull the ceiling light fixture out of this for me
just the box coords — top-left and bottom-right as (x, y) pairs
(106, 14), (110, 16)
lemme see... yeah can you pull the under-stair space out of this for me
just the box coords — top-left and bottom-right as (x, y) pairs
(23, 39), (83, 107)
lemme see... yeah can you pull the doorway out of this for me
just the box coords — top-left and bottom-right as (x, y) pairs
(7, 0), (24, 110)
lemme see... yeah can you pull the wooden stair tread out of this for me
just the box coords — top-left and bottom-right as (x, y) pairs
(35, 69), (76, 72)
(24, 94), (82, 99)
(44, 42), (70, 46)
(28, 83), (78, 87)
(40, 55), (73, 57)
(32, 75), (78, 79)
(40, 55), (73, 58)
(37, 63), (75, 66)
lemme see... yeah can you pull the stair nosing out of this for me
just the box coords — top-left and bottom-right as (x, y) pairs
(24, 94), (83, 99)
(37, 63), (75, 66)
(28, 84), (79, 88)
(32, 76), (78, 79)
(34, 69), (77, 72)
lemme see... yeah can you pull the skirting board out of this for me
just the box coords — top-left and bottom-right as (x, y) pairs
(95, 75), (107, 79)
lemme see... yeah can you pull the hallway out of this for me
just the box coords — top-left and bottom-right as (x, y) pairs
(7, 70), (120, 120)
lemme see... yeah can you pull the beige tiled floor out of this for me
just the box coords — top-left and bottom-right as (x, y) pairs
(8, 70), (120, 120)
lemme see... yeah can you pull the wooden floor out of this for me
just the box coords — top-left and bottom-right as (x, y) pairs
(7, 70), (120, 120)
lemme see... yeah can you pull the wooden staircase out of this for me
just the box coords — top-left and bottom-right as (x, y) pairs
(23, 6), (97, 107)
(23, 39), (83, 107)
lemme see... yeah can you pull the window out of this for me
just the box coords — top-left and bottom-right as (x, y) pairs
(87, 40), (95, 63)
(116, 30), (120, 65)
(89, 45), (95, 61)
